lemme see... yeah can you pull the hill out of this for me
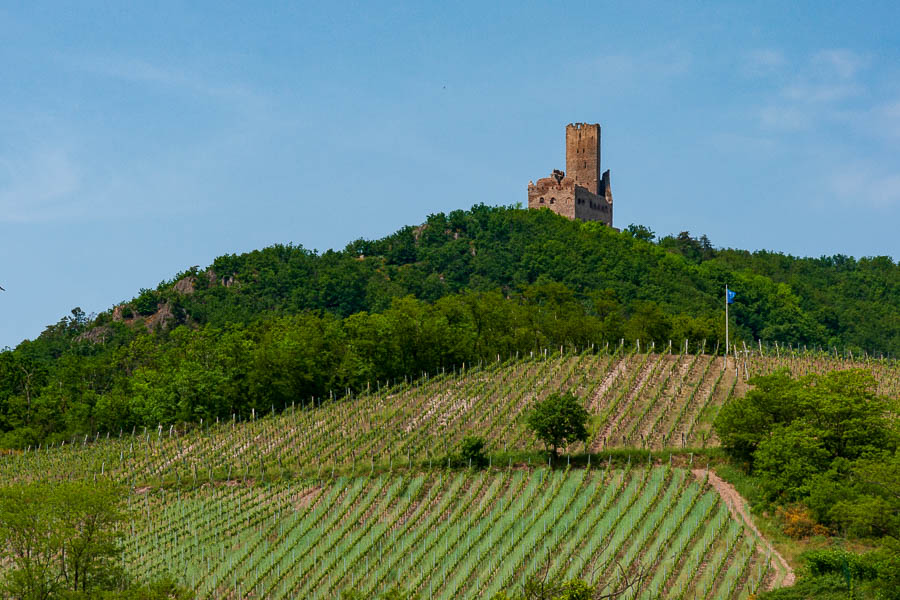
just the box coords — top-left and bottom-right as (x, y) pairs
(3, 348), (896, 598)
(4, 205), (900, 449)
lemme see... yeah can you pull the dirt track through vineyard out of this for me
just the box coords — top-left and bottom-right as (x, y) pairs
(695, 469), (796, 588)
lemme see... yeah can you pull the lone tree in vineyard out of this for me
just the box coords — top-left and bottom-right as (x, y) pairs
(526, 391), (590, 457)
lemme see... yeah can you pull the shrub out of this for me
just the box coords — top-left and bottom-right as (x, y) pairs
(459, 436), (487, 468)
(775, 504), (829, 539)
(134, 289), (160, 316)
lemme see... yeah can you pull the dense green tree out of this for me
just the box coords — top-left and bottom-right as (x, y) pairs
(525, 392), (590, 457)
(715, 370), (806, 466)
(715, 368), (900, 529)
(0, 481), (124, 598)
(716, 369), (897, 476)
(0, 481), (192, 599)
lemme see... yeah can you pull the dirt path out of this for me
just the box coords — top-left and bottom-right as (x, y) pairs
(693, 469), (796, 588)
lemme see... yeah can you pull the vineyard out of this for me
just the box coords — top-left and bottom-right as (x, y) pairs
(3, 346), (898, 598)
(125, 466), (782, 600)
(4, 345), (899, 487)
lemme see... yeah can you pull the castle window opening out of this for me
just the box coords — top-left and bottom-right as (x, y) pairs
(550, 197), (556, 204)
(539, 197), (544, 203)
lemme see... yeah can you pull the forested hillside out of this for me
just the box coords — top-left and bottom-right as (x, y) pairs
(3, 204), (900, 448)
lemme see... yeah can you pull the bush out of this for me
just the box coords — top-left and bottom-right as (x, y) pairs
(134, 289), (159, 316)
(759, 548), (900, 600)
(714, 369), (898, 504)
(803, 548), (879, 580)
(459, 436), (487, 468)
(775, 504), (829, 539)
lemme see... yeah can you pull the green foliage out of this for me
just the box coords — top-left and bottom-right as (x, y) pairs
(658, 231), (715, 264)
(134, 289), (159, 316)
(624, 223), (655, 242)
(525, 391), (589, 456)
(758, 548), (900, 600)
(715, 369), (898, 502)
(802, 548), (880, 580)
(341, 586), (416, 600)
(758, 573), (880, 600)
(814, 451), (900, 539)
(754, 422), (832, 500)
(714, 369), (804, 465)
(0, 480), (123, 597)
(514, 575), (594, 600)
(557, 579), (593, 600)
(622, 300), (671, 347)
(84, 577), (194, 599)
(715, 367), (900, 542)
(459, 435), (487, 467)
(0, 481), (190, 599)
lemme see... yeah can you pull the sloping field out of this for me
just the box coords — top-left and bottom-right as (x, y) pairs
(126, 466), (782, 600)
(0, 349), (737, 485)
(3, 348), (896, 599)
(4, 347), (896, 486)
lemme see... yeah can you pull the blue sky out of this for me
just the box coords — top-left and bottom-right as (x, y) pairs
(3, 1), (900, 348)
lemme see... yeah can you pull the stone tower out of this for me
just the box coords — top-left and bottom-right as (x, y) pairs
(527, 123), (613, 226)
(566, 123), (601, 195)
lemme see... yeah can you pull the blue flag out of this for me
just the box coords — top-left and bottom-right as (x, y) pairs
(726, 288), (736, 304)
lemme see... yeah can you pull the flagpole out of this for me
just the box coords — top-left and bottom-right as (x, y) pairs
(725, 285), (729, 368)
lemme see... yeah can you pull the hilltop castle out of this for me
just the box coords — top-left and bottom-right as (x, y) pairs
(527, 123), (613, 226)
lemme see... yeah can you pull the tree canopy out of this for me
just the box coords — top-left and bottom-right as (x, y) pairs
(525, 392), (590, 456)
(0, 480), (192, 599)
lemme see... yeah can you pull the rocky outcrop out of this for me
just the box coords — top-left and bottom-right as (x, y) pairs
(173, 276), (196, 295)
(110, 301), (174, 332)
(204, 269), (236, 288)
(144, 302), (175, 332)
(74, 325), (112, 344)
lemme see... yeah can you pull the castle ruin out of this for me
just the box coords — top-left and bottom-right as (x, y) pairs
(527, 123), (613, 226)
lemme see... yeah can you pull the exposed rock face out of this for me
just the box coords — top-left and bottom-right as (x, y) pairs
(144, 302), (175, 332)
(173, 276), (196, 295)
(204, 269), (236, 288)
(110, 301), (174, 331)
(74, 325), (112, 344)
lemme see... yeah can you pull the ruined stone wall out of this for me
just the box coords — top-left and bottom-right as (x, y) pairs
(573, 185), (612, 225)
(527, 122), (613, 226)
(527, 177), (576, 219)
(565, 123), (601, 195)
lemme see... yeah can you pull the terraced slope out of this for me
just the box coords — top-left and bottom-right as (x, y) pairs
(4, 348), (896, 599)
(125, 466), (782, 600)
(0, 349), (737, 485)
(6, 347), (897, 487)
